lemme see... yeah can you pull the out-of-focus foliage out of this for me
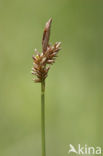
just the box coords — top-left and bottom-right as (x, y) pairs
(0, 0), (103, 156)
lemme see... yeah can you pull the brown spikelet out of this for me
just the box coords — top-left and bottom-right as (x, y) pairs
(42, 18), (52, 53)
(32, 18), (61, 83)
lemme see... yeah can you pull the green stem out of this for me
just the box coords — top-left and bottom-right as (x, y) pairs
(41, 80), (46, 156)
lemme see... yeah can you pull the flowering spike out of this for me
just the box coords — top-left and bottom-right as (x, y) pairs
(32, 18), (61, 83)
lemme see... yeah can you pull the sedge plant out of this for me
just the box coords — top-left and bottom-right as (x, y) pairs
(32, 18), (61, 156)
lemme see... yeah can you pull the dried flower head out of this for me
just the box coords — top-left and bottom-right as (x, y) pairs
(32, 18), (61, 83)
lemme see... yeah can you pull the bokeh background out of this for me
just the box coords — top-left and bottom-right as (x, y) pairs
(0, 0), (103, 156)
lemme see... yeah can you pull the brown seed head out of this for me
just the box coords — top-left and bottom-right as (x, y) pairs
(32, 18), (61, 83)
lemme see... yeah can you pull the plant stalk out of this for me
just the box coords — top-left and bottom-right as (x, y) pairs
(41, 80), (46, 156)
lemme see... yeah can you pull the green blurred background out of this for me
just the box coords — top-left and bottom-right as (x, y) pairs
(0, 0), (103, 155)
